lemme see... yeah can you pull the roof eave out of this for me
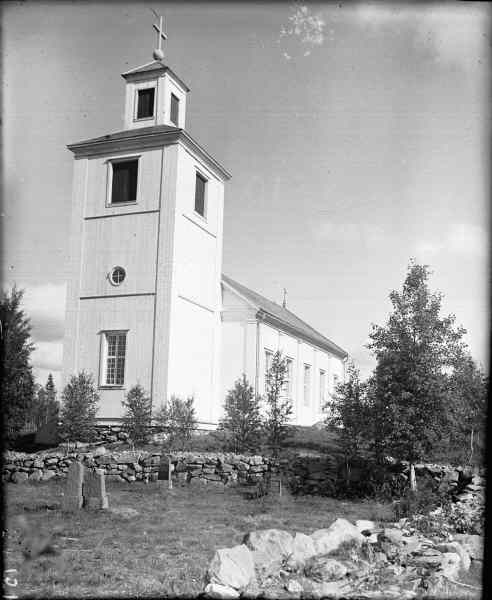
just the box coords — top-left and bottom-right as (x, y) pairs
(258, 309), (348, 359)
(121, 64), (191, 92)
(67, 129), (231, 181)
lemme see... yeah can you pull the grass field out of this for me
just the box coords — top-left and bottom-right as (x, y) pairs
(5, 479), (395, 598)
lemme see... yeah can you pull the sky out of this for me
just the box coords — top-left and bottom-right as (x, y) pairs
(2, 1), (490, 389)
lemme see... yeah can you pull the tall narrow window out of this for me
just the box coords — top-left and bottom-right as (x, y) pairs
(264, 350), (273, 393)
(194, 172), (207, 217)
(103, 332), (127, 386)
(319, 369), (326, 409)
(170, 93), (180, 126)
(283, 358), (293, 397)
(303, 364), (311, 407)
(137, 88), (155, 119)
(111, 160), (138, 204)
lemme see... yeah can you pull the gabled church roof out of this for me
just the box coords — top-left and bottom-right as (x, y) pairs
(222, 274), (348, 359)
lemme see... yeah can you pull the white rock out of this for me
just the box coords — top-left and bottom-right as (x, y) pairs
(204, 583), (240, 599)
(355, 519), (377, 533)
(452, 534), (483, 561)
(439, 552), (461, 579)
(436, 541), (470, 571)
(286, 579), (303, 594)
(286, 532), (317, 569)
(243, 529), (294, 571)
(311, 518), (364, 555)
(305, 556), (348, 581)
(208, 544), (255, 590)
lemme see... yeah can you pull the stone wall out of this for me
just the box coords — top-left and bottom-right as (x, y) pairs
(3, 449), (272, 486)
(4, 447), (485, 507)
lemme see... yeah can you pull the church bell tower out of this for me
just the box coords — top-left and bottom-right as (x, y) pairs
(63, 17), (231, 424)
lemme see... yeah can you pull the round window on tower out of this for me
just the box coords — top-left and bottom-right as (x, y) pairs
(109, 266), (126, 286)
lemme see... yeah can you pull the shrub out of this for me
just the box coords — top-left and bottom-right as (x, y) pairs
(154, 395), (196, 451)
(121, 384), (152, 445)
(264, 351), (292, 456)
(59, 371), (99, 442)
(393, 484), (445, 520)
(219, 375), (263, 453)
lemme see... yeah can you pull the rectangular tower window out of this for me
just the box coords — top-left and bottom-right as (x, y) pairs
(137, 88), (155, 119)
(319, 369), (326, 409)
(111, 160), (138, 204)
(194, 172), (207, 217)
(303, 364), (311, 407)
(170, 93), (180, 126)
(102, 331), (127, 386)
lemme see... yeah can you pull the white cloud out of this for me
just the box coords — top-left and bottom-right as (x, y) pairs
(21, 282), (66, 342)
(32, 341), (63, 371)
(352, 3), (488, 72)
(415, 224), (488, 260)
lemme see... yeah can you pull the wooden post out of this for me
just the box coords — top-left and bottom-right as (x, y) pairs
(279, 473), (282, 497)
(168, 458), (173, 490)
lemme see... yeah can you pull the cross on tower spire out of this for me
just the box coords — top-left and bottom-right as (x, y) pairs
(150, 9), (167, 61)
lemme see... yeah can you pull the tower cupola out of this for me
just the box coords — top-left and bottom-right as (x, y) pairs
(121, 15), (189, 130)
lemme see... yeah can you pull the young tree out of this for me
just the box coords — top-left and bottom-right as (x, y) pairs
(59, 372), (99, 442)
(154, 395), (196, 451)
(1, 287), (35, 445)
(325, 361), (370, 470)
(446, 355), (487, 464)
(264, 351), (293, 456)
(219, 374), (263, 453)
(33, 373), (59, 428)
(367, 260), (467, 490)
(121, 384), (152, 445)
(45, 373), (58, 420)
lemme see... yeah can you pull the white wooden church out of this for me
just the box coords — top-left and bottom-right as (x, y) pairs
(63, 27), (347, 427)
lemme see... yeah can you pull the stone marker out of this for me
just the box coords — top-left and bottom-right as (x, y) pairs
(83, 468), (109, 509)
(158, 454), (174, 489)
(62, 461), (84, 511)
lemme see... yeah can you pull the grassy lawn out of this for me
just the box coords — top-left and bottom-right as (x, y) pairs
(5, 479), (394, 598)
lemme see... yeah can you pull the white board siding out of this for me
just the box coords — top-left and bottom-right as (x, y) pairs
(80, 211), (158, 297)
(75, 295), (155, 418)
(85, 148), (162, 218)
(166, 297), (216, 423)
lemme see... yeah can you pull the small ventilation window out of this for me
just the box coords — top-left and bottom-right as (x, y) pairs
(137, 88), (155, 119)
(170, 93), (180, 126)
(109, 266), (126, 286)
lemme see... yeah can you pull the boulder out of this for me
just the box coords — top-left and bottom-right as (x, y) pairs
(94, 446), (107, 456)
(286, 532), (317, 570)
(204, 583), (240, 599)
(382, 528), (405, 546)
(42, 470), (56, 481)
(310, 519), (364, 556)
(243, 529), (294, 571)
(28, 470), (43, 482)
(11, 471), (28, 483)
(436, 541), (470, 571)
(208, 544), (256, 591)
(355, 520), (377, 534)
(452, 534), (483, 560)
(304, 556), (348, 582)
(299, 577), (350, 599)
(438, 552), (461, 579)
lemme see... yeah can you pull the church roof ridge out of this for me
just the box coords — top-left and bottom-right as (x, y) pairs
(221, 274), (348, 359)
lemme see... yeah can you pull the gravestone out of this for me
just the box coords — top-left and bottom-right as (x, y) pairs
(62, 461), (84, 511)
(269, 472), (283, 496)
(83, 468), (109, 509)
(158, 453), (174, 488)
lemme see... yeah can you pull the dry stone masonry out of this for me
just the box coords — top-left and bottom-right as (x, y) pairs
(4, 450), (272, 487)
(204, 519), (483, 599)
